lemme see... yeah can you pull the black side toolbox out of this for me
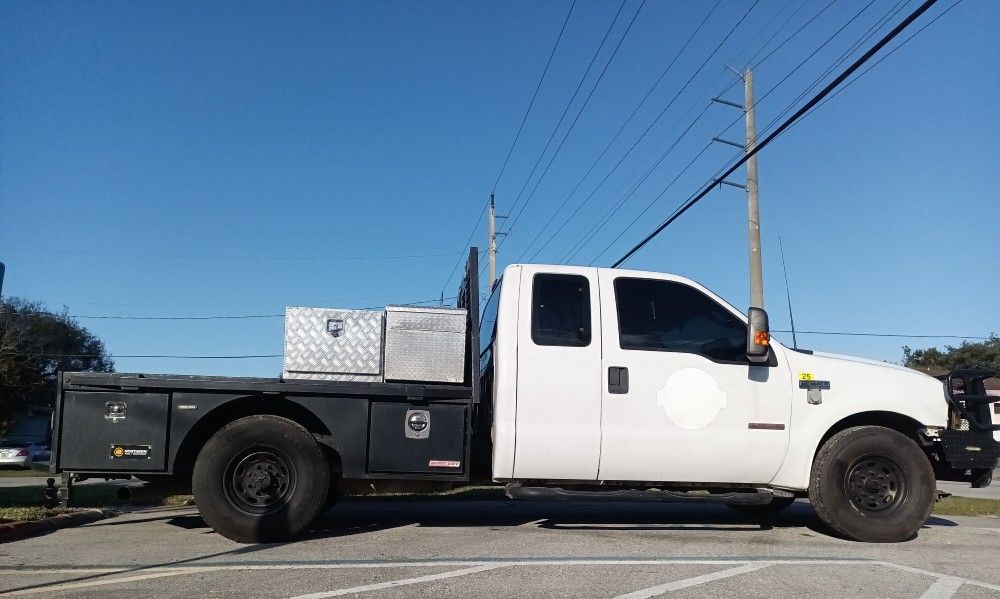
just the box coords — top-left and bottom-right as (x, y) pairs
(57, 391), (169, 471)
(367, 402), (466, 475)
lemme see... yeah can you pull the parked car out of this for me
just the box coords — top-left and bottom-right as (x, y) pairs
(0, 440), (50, 469)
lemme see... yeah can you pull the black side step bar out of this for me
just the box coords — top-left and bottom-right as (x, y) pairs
(505, 484), (776, 506)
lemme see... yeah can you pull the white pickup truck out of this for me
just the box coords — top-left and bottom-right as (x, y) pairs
(50, 250), (998, 543)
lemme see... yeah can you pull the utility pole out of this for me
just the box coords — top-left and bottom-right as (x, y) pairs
(711, 67), (763, 309)
(744, 69), (764, 310)
(487, 193), (507, 290)
(488, 194), (497, 289)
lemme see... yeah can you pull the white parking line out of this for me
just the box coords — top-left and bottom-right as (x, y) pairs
(918, 576), (965, 599)
(611, 563), (773, 599)
(878, 562), (1000, 594)
(286, 565), (502, 599)
(0, 558), (868, 575)
(3, 567), (202, 597)
(4, 558), (999, 597)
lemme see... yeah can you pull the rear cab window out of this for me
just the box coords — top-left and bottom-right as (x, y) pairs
(531, 273), (591, 347)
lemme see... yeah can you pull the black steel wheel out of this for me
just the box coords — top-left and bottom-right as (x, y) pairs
(809, 426), (934, 543)
(193, 415), (329, 543)
(224, 447), (297, 515)
(844, 455), (906, 513)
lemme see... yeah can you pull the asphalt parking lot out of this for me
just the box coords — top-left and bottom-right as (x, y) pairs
(1, 498), (998, 598)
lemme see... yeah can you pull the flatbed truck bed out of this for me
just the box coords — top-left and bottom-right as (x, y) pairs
(52, 250), (483, 489)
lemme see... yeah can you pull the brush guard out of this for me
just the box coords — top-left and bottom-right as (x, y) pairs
(938, 369), (1000, 485)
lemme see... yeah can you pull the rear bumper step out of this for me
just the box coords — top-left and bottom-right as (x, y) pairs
(505, 484), (774, 506)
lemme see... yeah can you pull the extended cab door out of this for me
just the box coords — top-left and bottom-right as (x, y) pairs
(513, 266), (602, 480)
(597, 272), (792, 484)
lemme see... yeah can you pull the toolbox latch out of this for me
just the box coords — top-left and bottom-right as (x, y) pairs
(326, 318), (345, 337)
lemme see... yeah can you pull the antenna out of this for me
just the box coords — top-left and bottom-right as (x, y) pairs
(778, 236), (798, 349)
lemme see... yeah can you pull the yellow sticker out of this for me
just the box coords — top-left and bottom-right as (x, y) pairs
(799, 372), (814, 381)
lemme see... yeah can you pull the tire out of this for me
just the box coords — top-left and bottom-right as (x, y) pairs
(728, 496), (796, 515)
(192, 415), (330, 543)
(809, 426), (934, 543)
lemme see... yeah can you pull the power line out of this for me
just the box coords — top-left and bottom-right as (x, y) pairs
(1, 246), (464, 262)
(499, 0), (630, 241)
(527, 0), (764, 263)
(23, 353), (283, 359)
(6, 296), (457, 321)
(792, 0), (963, 131)
(584, 0), (905, 264)
(513, 0), (724, 264)
(580, 139), (732, 265)
(585, 0), (886, 265)
(612, 0), (942, 268)
(46, 290), (455, 308)
(490, 0), (577, 194)
(740, 0), (812, 70)
(501, 0), (648, 250)
(440, 199), (489, 295)
(773, 330), (992, 341)
(749, 0), (840, 70)
(711, 0), (880, 149)
(723, 0), (880, 142)
(589, 0), (878, 265)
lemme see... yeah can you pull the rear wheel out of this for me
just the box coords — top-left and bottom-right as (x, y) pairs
(809, 426), (934, 542)
(193, 415), (330, 543)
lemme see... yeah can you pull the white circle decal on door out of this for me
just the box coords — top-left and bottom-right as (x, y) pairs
(657, 367), (728, 429)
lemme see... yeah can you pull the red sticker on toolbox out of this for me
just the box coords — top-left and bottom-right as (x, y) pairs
(428, 460), (461, 468)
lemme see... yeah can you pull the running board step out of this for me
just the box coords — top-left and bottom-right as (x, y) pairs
(504, 484), (774, 506)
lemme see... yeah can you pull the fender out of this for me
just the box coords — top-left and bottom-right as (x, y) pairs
(770, 349), (946, 489)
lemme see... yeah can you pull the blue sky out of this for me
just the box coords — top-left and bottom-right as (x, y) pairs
(1, 0), (997, 377)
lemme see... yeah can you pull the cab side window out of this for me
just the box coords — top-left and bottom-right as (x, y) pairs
(531, 274), (591, 347)
(614, 277), (746, 363)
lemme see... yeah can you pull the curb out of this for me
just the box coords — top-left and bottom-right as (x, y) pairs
(0, 509), (106, 543)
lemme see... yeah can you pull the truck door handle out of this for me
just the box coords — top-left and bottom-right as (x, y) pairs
(608, 367), (629, 394)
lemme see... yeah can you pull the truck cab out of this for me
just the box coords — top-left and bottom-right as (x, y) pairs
(480, 264), (997, 542)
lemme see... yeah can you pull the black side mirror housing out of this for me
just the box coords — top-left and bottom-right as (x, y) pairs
(747, 307), (770, 364)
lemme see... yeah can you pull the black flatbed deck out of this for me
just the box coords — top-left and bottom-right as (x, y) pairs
(61, 372), (474, 401)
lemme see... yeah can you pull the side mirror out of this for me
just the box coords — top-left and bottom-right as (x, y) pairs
(747, 307), (770, 364)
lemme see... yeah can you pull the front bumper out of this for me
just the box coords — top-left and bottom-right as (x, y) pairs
(937, 369), (999, 488)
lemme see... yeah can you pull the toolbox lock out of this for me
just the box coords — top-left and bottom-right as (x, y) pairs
(405, 410), (430, 439)
(326, 318), (345, 337)
(104, 401), (127, 423)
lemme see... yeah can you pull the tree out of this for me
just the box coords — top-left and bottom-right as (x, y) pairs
(903, 335), (1000, 374)
(0, 297), (114, 434)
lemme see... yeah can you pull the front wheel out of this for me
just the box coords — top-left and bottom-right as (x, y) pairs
(193, 415), (330, 543)
(809, 426), (934, 542)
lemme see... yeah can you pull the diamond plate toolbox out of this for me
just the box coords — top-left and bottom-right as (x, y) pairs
(384, 306), (467, 383)
(283, 307), (384, 381)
